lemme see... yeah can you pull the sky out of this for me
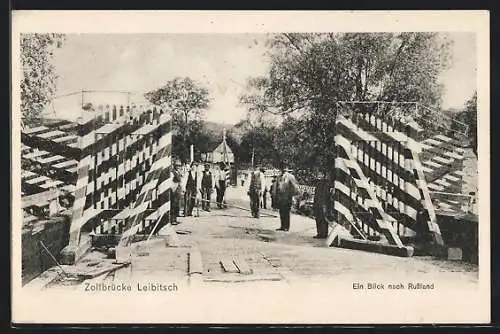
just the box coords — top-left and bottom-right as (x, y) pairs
(46, 33), (476, 124)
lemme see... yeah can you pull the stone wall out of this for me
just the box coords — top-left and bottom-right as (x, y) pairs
(437, 213), (478, 264)
(22, 215), (71, 285)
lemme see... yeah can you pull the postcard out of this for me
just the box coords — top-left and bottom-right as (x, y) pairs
(11, 10), (490, 324)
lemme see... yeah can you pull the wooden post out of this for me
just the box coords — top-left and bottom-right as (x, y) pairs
(93, 130), (98, 209)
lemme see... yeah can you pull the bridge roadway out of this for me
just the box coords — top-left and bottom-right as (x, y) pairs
(39, 184), (478, 289)
(105, 185), (478, 287)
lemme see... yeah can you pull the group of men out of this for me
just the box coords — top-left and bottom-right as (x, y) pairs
(170, 161), (229, 224)
(171, 161), (329, 239)
(247, 164), (300, 232)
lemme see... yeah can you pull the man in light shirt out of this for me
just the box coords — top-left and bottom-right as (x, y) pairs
(273, 164), (300, 231)
(260, 168), (269, 209)
(215, 162), (227, 209)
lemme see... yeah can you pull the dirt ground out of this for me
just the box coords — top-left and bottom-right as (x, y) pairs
(38, 184), (478, 293)
(106, 186), (479, 289)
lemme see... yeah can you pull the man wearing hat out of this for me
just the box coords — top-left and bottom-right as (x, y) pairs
(248, 165), (265, 218)
(260, 167), (269, 209)
(269, 176), (278, 210)
(183, 162), (198, 216)
(170, 161), (183, 224)
(201, 164), (215, 211)
(273, 164), (300, 231)
(215, 162), (227, 209)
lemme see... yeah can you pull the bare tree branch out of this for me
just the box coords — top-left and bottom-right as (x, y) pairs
(282, 33), (305, 54)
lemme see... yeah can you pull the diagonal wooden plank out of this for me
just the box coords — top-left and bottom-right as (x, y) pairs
(219, 257), (239, 273)
(82, 263), (128, 279)
(232, 256), (253, 275)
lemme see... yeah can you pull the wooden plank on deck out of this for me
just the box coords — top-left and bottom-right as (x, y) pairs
(233, 256), (253, 275)
(204, 273), (282, 283)
(220, 257), (239, 273)
(338, 237), (414, 257)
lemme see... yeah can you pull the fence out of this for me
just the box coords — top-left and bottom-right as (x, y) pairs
(429, 191), (475, 215)
(22, 104), (174, 264)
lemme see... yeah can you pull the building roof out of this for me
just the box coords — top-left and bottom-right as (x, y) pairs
(204, 136), (234, 154)
(213, 141), (233, 154)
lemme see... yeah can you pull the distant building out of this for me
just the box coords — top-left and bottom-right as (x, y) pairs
(201, 129), (234, 164)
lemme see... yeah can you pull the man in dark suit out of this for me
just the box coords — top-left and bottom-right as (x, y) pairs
(270, 176), (277, 210)
(313, 176), (330, 239)
(171, 163), (182, 224)
(183, 162), (198, 216)
(273, 164), (299, 231)
(201, 164), (214, 211)
(248, 166), (264, 218)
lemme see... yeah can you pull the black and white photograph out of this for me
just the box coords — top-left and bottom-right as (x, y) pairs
(11, 11), (490, 324)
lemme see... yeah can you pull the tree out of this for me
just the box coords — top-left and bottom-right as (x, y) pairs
(82, 102), (94, 111)
(171, 120), (205, 161)
(145, 77), (210, 162)
(457, 92), (477, 156)
(21, 33), (65, 123)
(225, 132), (241, 163)
(239, 123), (278, 167)
(240, 32), (452, 174)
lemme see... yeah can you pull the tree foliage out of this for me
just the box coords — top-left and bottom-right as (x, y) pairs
(145, 77), (210, 162)
(239, 123), (279, 166)
(457, 92), (477, 156)
(20, 33), (65, 123)
(240, 32), (453, 174)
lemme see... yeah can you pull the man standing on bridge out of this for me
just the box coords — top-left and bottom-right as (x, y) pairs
(201, 164), (215, 212)
(171, 162), (183, 224)
(183, 162), (198, 216)
(273, 164), (300, 231)
(248, 166), (265, 218)
(215, 162), (227, 209)
(270, 176), (277, 210)
(260, 167), (269, 210)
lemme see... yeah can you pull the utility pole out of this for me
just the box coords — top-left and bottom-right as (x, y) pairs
(222, 128), (229, 165)
(251, 127), (255, 169)
(247, 108), (257, 169)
